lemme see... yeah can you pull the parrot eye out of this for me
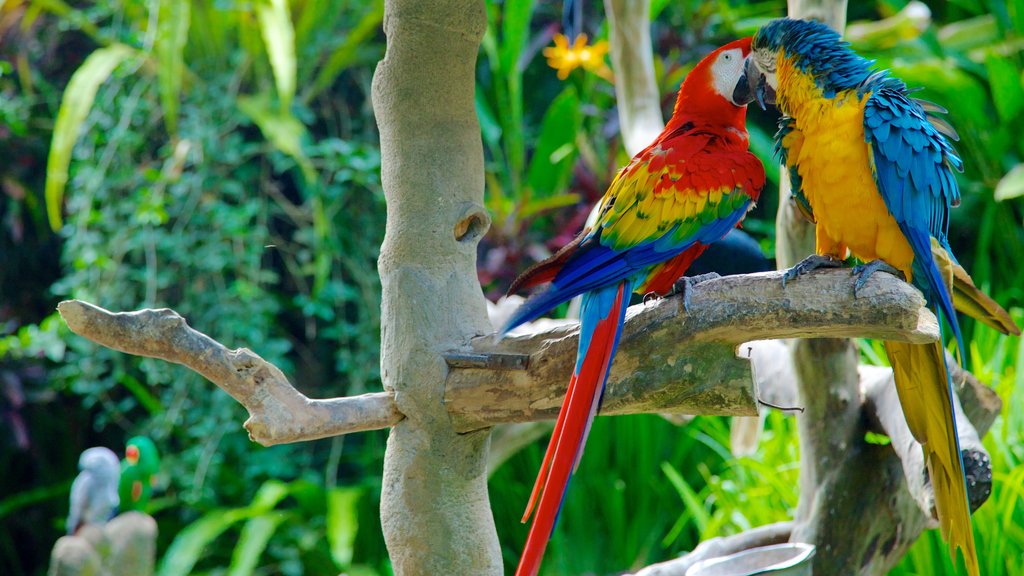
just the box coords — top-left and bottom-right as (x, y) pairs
(723, 53), (732, 61)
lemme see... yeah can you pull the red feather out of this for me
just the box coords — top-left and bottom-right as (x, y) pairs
(515, 282), (627, 576)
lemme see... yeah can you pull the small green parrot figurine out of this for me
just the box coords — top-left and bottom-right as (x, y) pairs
(118, 436), (161, 511)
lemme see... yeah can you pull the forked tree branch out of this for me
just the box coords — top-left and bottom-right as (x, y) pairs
(59, 268), (937, 445)
(56, 300), (402, 446)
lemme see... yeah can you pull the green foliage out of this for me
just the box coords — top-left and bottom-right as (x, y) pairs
(3, 0), (1024, 575)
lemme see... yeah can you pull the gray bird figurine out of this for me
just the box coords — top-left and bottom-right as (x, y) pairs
(66, 447), (121, 534)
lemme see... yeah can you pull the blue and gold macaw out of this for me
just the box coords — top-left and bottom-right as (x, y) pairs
(743, 18), (1019, 576)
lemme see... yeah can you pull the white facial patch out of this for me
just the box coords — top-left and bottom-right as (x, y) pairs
(711, 48), (747, 104)
(755, 50), (779, 90)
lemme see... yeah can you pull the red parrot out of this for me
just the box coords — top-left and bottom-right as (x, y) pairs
(503, 37), (766, 576)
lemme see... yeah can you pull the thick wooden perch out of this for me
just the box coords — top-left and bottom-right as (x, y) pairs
(446, 268), (935, 431)
(58, 267), (938, 445)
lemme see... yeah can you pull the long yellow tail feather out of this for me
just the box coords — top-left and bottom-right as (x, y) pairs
(885, 340), (979, 576)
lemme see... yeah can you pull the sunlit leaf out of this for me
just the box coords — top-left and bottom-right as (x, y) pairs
(156, 0), (190, 135)
(526, 86), (581, 199)
(45, 43), (137, 230)
(995, 164), (1024, 201)
(227, 513), (289, 576)
(985, 51), (1024, 123)
(326, 487), (362, 569)
(499, 0), (536, 74)
(255, 0), (296, 110)
(238, 93), (315, 183)
(519, 192), (580, 221)
(157, 508), (251, 576)
(250, 479), (290, 511)
(938, 15), (1000, 52)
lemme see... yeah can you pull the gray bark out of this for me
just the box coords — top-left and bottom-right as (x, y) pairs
(371, 0), (501, 574)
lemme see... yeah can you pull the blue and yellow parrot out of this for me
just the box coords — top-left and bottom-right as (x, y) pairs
(743, 18), (1020, 576)
(504, 37), (766, 576)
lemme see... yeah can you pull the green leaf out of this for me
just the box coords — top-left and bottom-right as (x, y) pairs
(157, 508), (252, 576)
(227, 513), (289, 576)
(519, 192), (581, 221)
(985, 52), (1024, 122)
(326, 487), (362, 569)
(156, 0), (190, 135)
(158, 480), (290, 576)
(238, 93), (315, 183)
(45, 43), (137, 230)
(864, 431), (892, 446)
(938, 15), (1000, 52)
(995, 164), (1024, 201)
(250, 479), (290, 511)
(0, 481), (72, 520)
(307, 0), (384, 100)
(255, 0), (297, 110)
(526, 86), (581, 199)
(499, 0), (536, 75)
(661, 461), (710, 534)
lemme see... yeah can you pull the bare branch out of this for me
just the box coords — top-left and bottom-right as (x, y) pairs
(56, 300), (403, 446)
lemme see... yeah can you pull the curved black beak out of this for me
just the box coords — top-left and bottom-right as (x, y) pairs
(732, 64), (754, 107)
(735, 56), (776, 110)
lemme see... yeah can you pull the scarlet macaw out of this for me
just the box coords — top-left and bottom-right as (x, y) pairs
(742, 18), (1019, 576)
(504, 37), (766, 576)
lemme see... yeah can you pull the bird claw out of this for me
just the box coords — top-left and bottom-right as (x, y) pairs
(642, 291), (659, 305)
(781, 254), (842, 288)
(671, 272), (721, 313)
(851, 259), (905, 298)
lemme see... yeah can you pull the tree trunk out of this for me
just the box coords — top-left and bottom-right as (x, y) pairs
(372, 1), (501, 573)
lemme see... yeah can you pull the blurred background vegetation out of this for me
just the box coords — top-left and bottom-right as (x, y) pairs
(0, 0), (1021, 574)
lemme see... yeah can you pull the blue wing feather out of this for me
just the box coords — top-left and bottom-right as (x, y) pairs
(502, 201), (751, 333)
(863, 84), (965, 354)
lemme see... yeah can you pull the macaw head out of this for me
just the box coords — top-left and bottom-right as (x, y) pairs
(743, 18), (874, 110)
(669, 37), (757, 129)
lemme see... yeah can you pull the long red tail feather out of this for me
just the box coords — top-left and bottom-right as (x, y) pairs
(515, 282), (627, 576)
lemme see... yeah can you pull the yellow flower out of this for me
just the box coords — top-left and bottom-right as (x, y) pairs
(543, 33), (614, 82)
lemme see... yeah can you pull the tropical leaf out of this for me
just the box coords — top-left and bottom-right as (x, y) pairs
(158, 480), (290, 576)
(238, 93), (315, 183)
(985, 51), (1024, 123)
(326, 487), (362, 569)
(156, 0), (191, 135)
(525, 86), (581, 199)
(45, 43), (137, 230)
(255, 0), (297, 110)
(227, 512), (290, 576)
(307, 0), (384, 100)
(995, 164), (1024, 201)
(157, 508), (252, 576)
(498, 0), (536, 75)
